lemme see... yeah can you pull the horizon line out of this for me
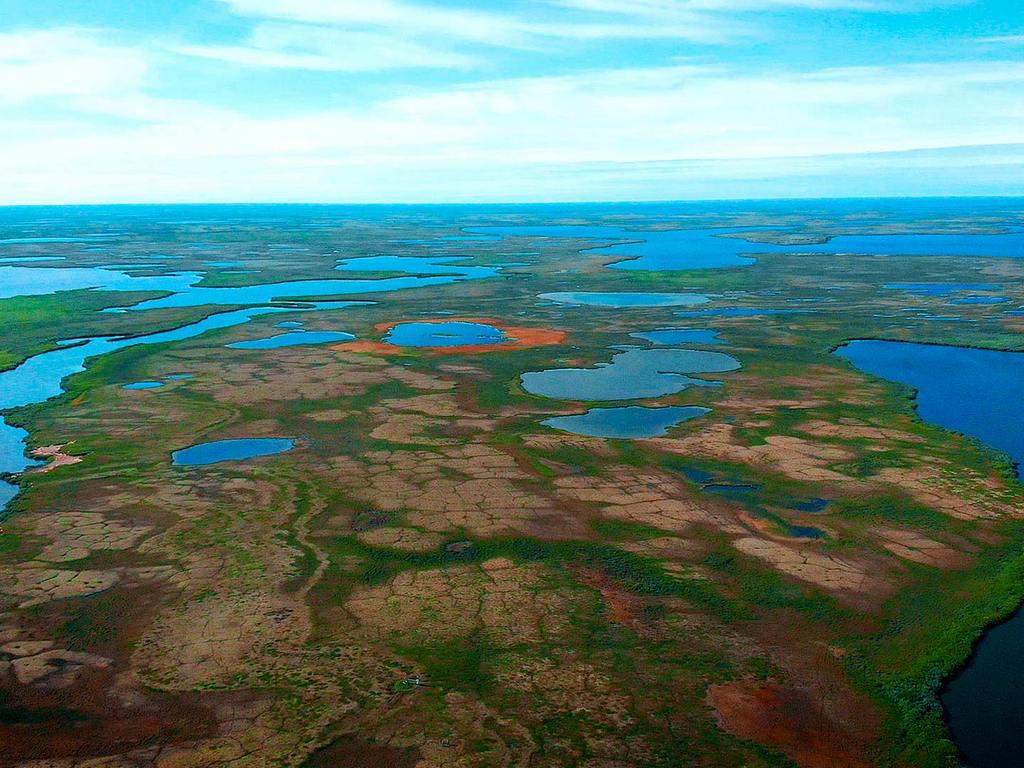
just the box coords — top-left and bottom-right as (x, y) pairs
(2, 194), (1024, 210)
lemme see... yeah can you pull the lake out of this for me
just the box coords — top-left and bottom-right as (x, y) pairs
(538, 292), (710, 308)
(835, 340), (1024, 479)
(630, 329), (724, 345)
(468, 224), (1024, 271)
(383, 321), (511, 347)
(227, 330), (355, 350)
(522, 347), (740, 400)
(542, 405), (710, 438)
(0, 302), (363, 517)
(835, 338), (1024, 767)
(172, 438), (295, 466)
(0, 245), (505, 517)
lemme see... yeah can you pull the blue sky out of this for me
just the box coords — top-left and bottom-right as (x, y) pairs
(1, 0), (1022, 203)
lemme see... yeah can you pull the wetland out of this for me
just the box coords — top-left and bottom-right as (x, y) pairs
(1, 200), (1023, 768)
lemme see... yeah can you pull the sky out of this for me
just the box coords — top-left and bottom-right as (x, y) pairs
(0, 0), (1022, 204)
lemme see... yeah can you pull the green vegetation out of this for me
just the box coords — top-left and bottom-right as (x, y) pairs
(3, 208), (1024, 767)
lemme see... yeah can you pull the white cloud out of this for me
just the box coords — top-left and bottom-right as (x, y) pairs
(182, 0), (965, 73)
(212, 0), (966, 55)
(1, 56), (1022, 203)
(216, 0), (539, 48)
(553, 0), (954, 13)
(977, 34), (1024, 45)
(175, 23), (478, 71)
(214, 0), (745, 48)
(0, 28), (148, 104)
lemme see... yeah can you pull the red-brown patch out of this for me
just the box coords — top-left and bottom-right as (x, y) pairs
(707, 680), (872, 768)
(578, 568), (644, 625)
(331, 317), (566, 355)
(0, 665), (219, 763)
(303, 736), (422, 768)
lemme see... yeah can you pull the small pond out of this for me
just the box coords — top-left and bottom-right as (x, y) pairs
(227, 330), (354, 350)
(674, 307), (811, 318)
(795, 497), (830, 513)
(630, 329), (724, 345)
(948, 296), (1009, 305)
(522, 347), (740, 400)
(884, 283), (1001, 297)
(172, 438), (295, 466)
(539, 292), (710, 308)
(383, 321), (511, 347)
(542, 405), (710, 439)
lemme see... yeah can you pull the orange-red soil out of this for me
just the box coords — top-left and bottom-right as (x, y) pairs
(330, 317), (566, 355)
(708, 680), (873, 768)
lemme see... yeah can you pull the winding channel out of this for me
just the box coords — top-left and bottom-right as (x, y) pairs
(0, 256), (500, 515)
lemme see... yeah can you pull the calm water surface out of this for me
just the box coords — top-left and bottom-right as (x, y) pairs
(835, 340), (1024, 478)
(172, 438), (295, 466)
(469, 225), (1024, 271)
(884, 283), (1001, 296)
(384, 321), (511, 347)
(539, 292), (709, 308)
(542, 405), (710, 438)
(630, 329), (724, 345)
(0, 303), (363, 516)
(836, 339), (1024, 767)
(522, 347), (740, 400)
(227, 330), (354, 349)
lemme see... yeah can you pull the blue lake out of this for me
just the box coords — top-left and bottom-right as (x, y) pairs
(467, 225), (764, 269)
(703, 483), (760, 496)
(834, 340), (1024, 478)
(539, 292), (710, 308)
(0, 254), (498, 307)
(948, 296), (1009, 305)
(384, 321), (511, 347)
(122, 256), (496, 311)
(835, 339), (1024, 768)
(172, 438), (295, 466)
(227, 330), (354, 350)
(468, 225), (1024, 271)
(123, 381), (164, 390)
(543, 405), (710, 438)
(0, 236), (118, 244)
(335, 255), (498, 281)
(884, 283), (1001, 297)
(675, 308), (811, 318)
(795, 497), (831, 513)
(99, 263), (168, 270)
(0, 265), (200, 300)
(0, 246), (502, 516)
(630, 329), (724, 345)
(0, 302), (362, 516)
(522, 347), (740, 400)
